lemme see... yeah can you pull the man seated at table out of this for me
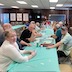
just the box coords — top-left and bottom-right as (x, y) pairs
(0, 24), (5, 46)
(30, 21), (42, 37)
(0, 30), (36, 72)
(47, 26), (72, 59)
(51, 24), (62, 43)
(2, 23), (31, 50)
(30, 21), (41, 31)
(31, 22), (42, 37)
(20, 23), (36, 43)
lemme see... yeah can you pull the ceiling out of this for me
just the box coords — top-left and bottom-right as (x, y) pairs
(0, 0), (72, 10)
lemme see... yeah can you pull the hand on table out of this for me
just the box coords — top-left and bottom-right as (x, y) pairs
(31, 36), (36, 41)
(31, 50), (36, 56)
(28, 50), (36, 60)
(27, 37), (36, 42)
(46, 45), (54, 49)
(24, 50), (36, 54)
(39, 34), (42, 37)
(27, 43), (31, 46)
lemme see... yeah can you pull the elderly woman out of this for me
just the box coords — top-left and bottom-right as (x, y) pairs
(0, 30), (36, 71)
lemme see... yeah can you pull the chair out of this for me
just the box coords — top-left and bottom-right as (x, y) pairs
(70, 48), (72, 64)
(60, 48), (72, 64)
(59, 64), (72, 72)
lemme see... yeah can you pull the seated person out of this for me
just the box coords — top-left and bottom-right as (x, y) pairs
(16, 38), (31, 50)
(51, 24), (62, 43)
(35, 22), (40, 31)
(45, 20), (51, 25)
(35, 22), (44, 31)
(0, 25), (5, 46)
(2, 23), (12, 31)
(52, 21), (57, 32)
(25, 21), (30, 27)
(59, 21), (63, 27)
(23, 21), (30, 29)
(0, 30), (36, 72)
(47, 26), (72, 59)
(30, 21), (35, 24)
(27, 21), (42, 37)
(2, 23), (31, 50)
(32, 24), (42, 37)
(20, 23), (36, 43)
(41, 21), (46, 28)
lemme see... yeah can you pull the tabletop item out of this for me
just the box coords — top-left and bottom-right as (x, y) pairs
(40, 43), (54, 47)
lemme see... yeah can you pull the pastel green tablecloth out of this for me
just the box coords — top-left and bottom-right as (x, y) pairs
(12, 25), (26, 30)
(7, 28), (60, 72)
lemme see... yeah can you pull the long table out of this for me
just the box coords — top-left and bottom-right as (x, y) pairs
(12, 25), (26, 30)
(7, 28), (60, 72)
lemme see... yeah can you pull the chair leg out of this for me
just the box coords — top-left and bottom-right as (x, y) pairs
(70, 59), (72, 65)
(62, 56), (70, 63)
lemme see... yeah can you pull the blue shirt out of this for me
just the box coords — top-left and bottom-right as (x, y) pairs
(56, 28), (62, 43)
(25, 23), (29, 27)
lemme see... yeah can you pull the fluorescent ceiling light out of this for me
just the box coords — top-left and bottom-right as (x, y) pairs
(0, 3), (4, 6)
(31, 5), (38, 8)
(56, 4), (63, 7)
(49, 0), (58, 2)
(17, 1), (27, 4)
(50, 7), (55, 9)
(11, 6), (19, 8)
(56, 7), (69, 10)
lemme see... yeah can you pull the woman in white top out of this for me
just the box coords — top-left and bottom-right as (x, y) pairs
(0, 30), (36, 72)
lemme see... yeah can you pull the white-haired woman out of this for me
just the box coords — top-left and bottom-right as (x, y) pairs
(0, 30), (36, 72)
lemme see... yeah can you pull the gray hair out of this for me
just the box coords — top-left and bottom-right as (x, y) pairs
(61, 26), (68, 31)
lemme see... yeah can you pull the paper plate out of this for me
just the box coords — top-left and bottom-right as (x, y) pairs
(44, 40), (52, 44)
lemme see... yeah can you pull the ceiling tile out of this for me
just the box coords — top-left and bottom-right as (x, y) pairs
(0, 0), (71, 9)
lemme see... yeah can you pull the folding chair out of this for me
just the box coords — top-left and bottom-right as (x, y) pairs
(61, 48), (72, 64)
